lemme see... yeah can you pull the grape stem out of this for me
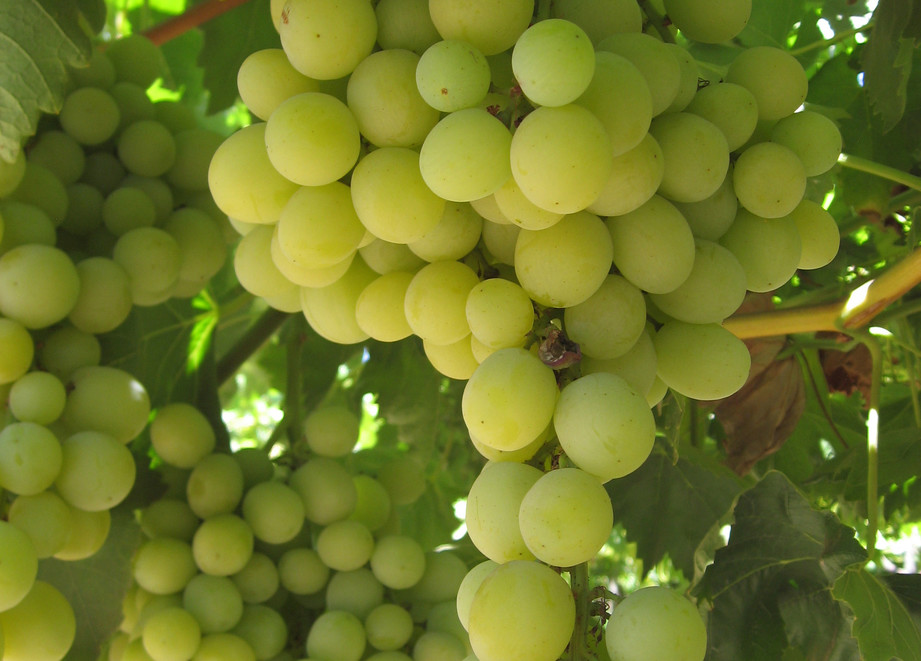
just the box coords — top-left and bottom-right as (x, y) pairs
(284, 315), (306, 448)
(143, 0), (255, 45)
(637, 0), (675, 43)
(216, 307), (291, 385)
(787, 22), (874, 57)
(567, 562), (592, 661)
(838, 153), (921, 193)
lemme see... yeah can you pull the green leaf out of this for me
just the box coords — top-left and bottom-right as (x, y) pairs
(779, 588), (860, 661)
(738, 0), (807, 48)
(0, 0), (98, 161)
(833, 567), (921, 661)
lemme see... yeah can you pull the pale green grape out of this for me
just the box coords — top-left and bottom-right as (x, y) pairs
(456, 560), (498, 630)
(492, 176), (564, 231)
(414, 632), (466, 661)
(53, 505), (111, 561)
(167, 128), (225, 192)
(551, 0), (642, 43)
(231, 552), (280, 605)
(726, 46), (808, 120)
(59, 86), (120, 145)
(375, 0), (441, 53)
(649, 112), (729, 203)
(132, 537), (198, 595)
(192, 633), (256, 661)
(665, 0), (751, 42)
(164, 208), (228, 289)
(8, 162), (68, 225)
(509, 105), (612, 213)
(301, 256), (378, 344)
(102, 186), (156, 236)
(7, 491), (73, 558)
(277, 548), (329, 595)
(469, 192), (511, 224)
(518, 467), (613, 567)
(56, 430), (136, 511)
(672, 167), (738, 240)
(237, 49), (319, 121)
(242, 480), (305, 544)
(685, 82), (758, 151)
(512, 19), (595, 107)
(271, 232), (354, 288)
(465, 278), (533, 349)
(61, 365), (151, 444)
(8, 371), (65, 425)
(597, 32), (681, 116)
(425, 335), (480, 380)
(355, 271), (415, 342)
(142, 607), (202, 661)
(193, 514), (254, 577)
(325, 567), (384, 619)
(397, 550), (467, 604)
(788, 199), (840, 269)
(554, 373), (656, 482)
(187, 453), (245, 519)
(315, 520), (374, 572)
(0, 244), (80, 329)
(289, 457), (358, 524)
(605, 586), (706, 661)
(419, 108), (512, 202)
(81, 151), (126, 196)
(369, 534), (426, 589)
(465, 461), (541, 562)
(462, 347), (558, 453)
(0, 147), (26, 197)
(303, 405), (359, 457)
(367, 652), (414, 661)
(0, 422), (63, 496)
(719, 208), (802, 292)
(277, 182), (366, 268)
(417, 39), (491, 111)
(0, 520), (38, 610)
(278, 0), (377, 80)
(771, 110), (843, 176)
(408, 201), (483, 261)
(377, 455), (426, 506)
(0, 201), (56, 253)
(480, 219), (519, 265)
(118, 120), (176, 177)
(467, 560), (574, 661)
(107, 33), (163, 87)
(469, 423), (548, 462)
(110, 81), (155, 131)
(563, 274), (646, 359)
(38, 325), (100, 382)
(404, 260), (480, 344)
(654, 321), (751, 400)
(232, 604), (288, 661)
(0, 581), (76, 661)
(232, 448), (274, 491)
(183, 574), (244, 634)
(27, 130), (85, 185)
(576, 52), (651, 156)
(140, 498), (199, 541)
(234, 225), (299, 299)
(733, 142), (806, 218)
(346, 49), (440, 148)
(349, 474), (392, 531)
(588, 133), (664, 217)
(365, 603), (415, 651)
(607, 195), (696, 294)
(208, 123), (298, 225)
(112, 226), (183, 303)
(306, 610), (366, 661)
(360, 238), (426, 274)
(68, 257), (134, 334)
(428, 0), (532, 55)
(665, 44), (700, 113)
(265, 92), (360, 186)
(582, 326), (658, 398)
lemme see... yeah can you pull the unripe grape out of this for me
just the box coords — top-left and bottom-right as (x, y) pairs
(55, 430), (136, 511)
(237, 48), (319, 121)
(726, 46), (808, 121)
(665, 0), (751, 43)
(0, 244), (80, 329)
(605, 586), (707, 661)
(465, 461), (541, 563)
(551, 0), (643, 44)
(0, 520), (39, 611)
(654, 321), (751, 401)
(0, 581), (76, 661)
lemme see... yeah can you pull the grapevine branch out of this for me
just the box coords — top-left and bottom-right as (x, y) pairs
(215, 307), (290, 386)
(837, 153), (921, 193)
(144, 0), (256, 45)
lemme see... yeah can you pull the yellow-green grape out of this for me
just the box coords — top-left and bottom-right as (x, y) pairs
(375, 0), (441, 53)
(770, 110), (843, 176)
(369, 535), (426, 589)
(107, 33), (163, 87)
(306, 611), (367, 661)
(0, 201), (56, 254)
(59, 87), (120, 145)
(403, 260), (479, 344)
(360, 238), (426, 274)
(414, 632), (466, 661)
(428, 0), (532, 55)
(551, 0), (643, 44)
(55, 431), (136, 511)
(605, 586), (707, 661)
(140, 498), (199, 541)
(480, 219), (519, 265)
(301, 256), (378, 344)
(277, 182), (366, 268)
(289, 457), (357, 525)
(316, 520), (375, 572)
(0, 244), (79, 329)
(237, 49), (319, 121)
(142, 607), (202, 661)
(53, 505), (111, 561)
(182, 574), (245, 634)
(277, 548), (329, 596)
(419, 108), (512, 202)
(232, 605), (288, 661)
(665, 0), (751, 42)
(462, 347), (558, 452)
(789, 199), (840, 269)
(231, 448), (274, 491)
(68, 257), (133, 334)
(265, 93), (360, 187)
(423, 335), (480, 380)
(0, 581), (76, 661)
(726, 46), (808, 121)
(733, 142), (806, 218)
(512, 19), (595, 107)
(664, 44), (699, 113)
(509, 105), (612, 213)
(367, 652), (413, 661)
(234, 225), (297, 299)
(597, 32), (681, 116)
(346, 49), (440, 148)
(408, 201), (483, 261)
(365, 603), (415, 651)
(0, 148), (26, 196)
(187, 453), (245, 519)
(193, 514), (255, 577)
(325, 567), (385, 619)
(469, 193), (511, 224)
(231, 552), (280, 605)
(685, 82), (758, 152)
(0, 422), (63, 495)
(208, 123), (298, 225)
(271, 232), (354, 288)
(456, 560), (499, 630)
(279, 0), (377, 79)
(563, 274), (646, 359)
(465, 278), (533, 349)
(80, 151), (125, 196)
(38, 325), (100, 383)
(27, 130), (84, 185)
(61, 365), (151, 444)
(554, 373), (656, 482)
(167, 128), (225, 192)
(672, 167), (738, 241)
(355, 271), (415, 342)
(303, 405), (359, 457)
(719, 208), (802, 292)
(470, 333), (499, 364)
(417, 39), (491, 112)
(493, 175), (565, 231)
(607, 195), (696, 294)
(349, 473), (392, 531)
(0, 520), (38, 610)
(242, 481), (305, 544)
(118, 120), (176, 177)
(8, 371), (65, 425)
(164, 208), (228, 289)
(649, 112), (730, 203)
(192, 633), (256, 661)
(8, 162), (68, 226)
(654, 321), (751, 400)
(377, 455), (426, 506)
(7, 491), (73, 558)
(465, 461), (541, 563)
(132, 537), (197, 595)
(109, 81), (155, 132)
(582, 326), (658, 399)
(112, 226), (183, 304)
(398, 550), (467, 604)
(467, 560), (575, 661)
(155, 98), (198, 133)
(470, 423), (550, 462)
(576, 52), (652, 156)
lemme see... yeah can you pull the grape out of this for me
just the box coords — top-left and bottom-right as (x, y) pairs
(187, 453), (245, 519)
(112, 226), (183, 303)
(232, 604), (288, 660)
(110, 81), (156, 131)
(666, 44), (701, 114)
(465, 278), (533, 349)
(582, 326), (658, 398)
(470, 423), (549, 463)
(276, 548), (329, 595)
(38, 325), (100, 382)
(133, 537), (198, 595)
(0, 581), (76, 661)
(272, 233), (354, 288)
(369, 534), (426, 589)
(788, 199), (840, 269)
(8, 371), (65, 425)
(649, 112), (730, 203)
(164, 208), (228, 288)
(8, 491), (73, 558)
(142, 607), (202, 661)
(563, 274), (646, 359)
(0, 422), (63, 496)
(428, 0), (533, 55)
(462, 348), (559, 452)
(672, 167), (738, 241)
(117, 120), (177, 177)
(375, 0), (441, 53)
(685, 82), (758, 152)
(192, 633), (256, 661)
(665, 0), (751, 43)
(512, 19), (595, 107)
(301, 256), (378, 344)
(8, 161), (69, 225)
(587, 133), (664, 217)
(419, 108), (512, 202)
(480, 219), (519, 265)
(347, 474), (391, 532)
(365, 603), (415, 651)
(183, 574), (245, 634)
(235, 225), (300, 300)
(231, 552), (280, 605)
(0, 201), (56, 253)
(726, 46), (808, 120)
(404, 260), (480, 344)
(0, 244), (80, 329)
(464, 461), (540, 563)
(0, 147), (26, 196)
(771, 110), (843, 176)
(398, 550), (467, 604)
(377, 455), (426, 506)
(597, 32), (681, 117)
(107, 34), (164, 88)
(654, 321), (751, 400)
(552, 0), (643, 43)
(467, 560), (575, 661)
(289, 457), (358, 525)
(719, 208), (802, 292)
(355, 271), (415, 342)
(264, 92), (360, 187)
(53, 505), (111, 560)
(554, 373), (656, 481)
(469, 193), (511, 224)
(0, 520), (39, 610)
(279, 0), (376, 79)
(733, 141), (806, 218)
(60, 365), (151, 444)
(605, 586), (706, 661)
(193, 514), (255, 577)
(456, 560), (499, 631)
(509, 104), (612, 213)
(27, 130), (85, 185)
(493, 176), (564, 231)
(167, 128), (225, 192)
(68, 257), (134, 334)
(360, 238), (426, 274)
(301, 405), (359, 458)
(325, 567), (384, 619)
(417, 39), (491, 111)
(316, 519), (375, 572)
(140, 498), (199, 542)
(408, 201), (483, 261)
(237, 48), (319, 121)
(242, 480), (305, 544)
(414, 631), (467, 661)
(155, 99), (198, 133)
(102, 186), (156, 235)
(124, 174), (174, 223)
(306, 610), (366, 661)
(59, 87), (121, 145)
(607, 195), (696, 295)
(55, 430), (136, 511)
(81, 151), (126, 196)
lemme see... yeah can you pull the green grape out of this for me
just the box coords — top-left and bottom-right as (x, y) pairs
(369, 535), (426, 589)
(587, 132), (664, 217)
(277, 548), (329, 595)
(733, 141), (806, 218)
(277, 182), (366, 269)
(719, 208), (802, 292)
(102, 186), (156, 235)
(60, 365), (151, 444)
(605, 586), (706, 661)
(187, 453), (245, 519)
(242, 480), (305, 544)
(192, 633), (256, 661)
(59, 86), (120, 145)
(154, 99), (198, 133)
(8, 491), (73, 558)
(325, 568), (384, 619)
(349, 474), (392, 531)
(118, 120), (177, 177)
(428, 0), (532, 55)
(576, 52), (651, 156)
(133, 537), (198, 595)
(563, 274), (646, 359)
(555, 373), (656, 481)
(55, 430), (136, 511)
(726, 46), (808, 121)
(672, 167), (738, 241)
(465, 278), (533, 350)
(207, 123), (298, 225)
(509, 105), (612, 213)
(0, 244), (80, 329)
(346, 49), (440, 148)
(8, 371), (65, 425)
(649, 112), (729, 203)
(234, 225), (299, 300)
(424, 335), (480, 380)
(8, 161), (69, 225)
(231, 552), (280, 605)
(142, 607), (202, 661)
(414, 632), (467, 661)
(551, 0), (642, 43)
(81, 151), (126, 195)
(289, 456), (358, 525)
(468, 560), (574, 661)
(183, 574), (245, 634)
(167, 128), (225, 192)
(0, 520), (38, 610)
(122, 635), (156, 661)
(315, 520), (375, 572)
(360, 238), (426, 274)
(38, 325), (100, 382)
(375, 0), (441, 53)
(408, 201), (483, 261)
(654, 320), (751, 400)
(0, 581), (76, 661)
(302, 405), (359, 457)
(27, 130), (85, 185)
(771, 110), (843, 176)
(164, 208), (228, 287)
(306, 610), (366, 661)
(419, 108), (512, 202)
(512, 19), (595, 107)
(365, 603), (415, 651)
(71, 47), (116, 88)
(272, 233), (354, 288)
(112, 226), (183, 303)
(665, 0), (751, 42)
(232, 448), (274, 491)
(237, 49), (319, 122)
(377, 455), (426, 506)
(469, 192), (511, 224)
(581, 327), (658, 401)
(462, 347), (558, 452)
(0, 201), (56, 254)
(685, 82), (758, 152)
(417, 39), (491, 112)
(193, 514), (255, 577)
(367, 653), (413, 661)
(140, 498), (199, 541)
(788, 199), (840, 269)
(596, 32), (681, 116)
(107, 34), (164, 88)
(355, 271), (415, 342)
(68, 257), (134, 334)
(397, 549), (467, 604)
(278, 0), (377, 80)
(123, 173), (173, 223)
(301, 255), (378, 344)
(480, 219), (519, 265)
(264, 92), (361, 186)
(492, 176), (564, 231)
(456, 560), (499, 631)
(53, 504), (111, 560)
(403, 260), (480, 344)
(465, 461), (541, 563)
(0, 147), (26, 196)
(0, 422), (63, 496)
(110, 81), (156, 131)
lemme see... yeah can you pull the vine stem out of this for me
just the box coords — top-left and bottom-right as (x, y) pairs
(216, 307), (291, 386)
(787, 22), (874, 56)
(144, 0), (255, 45)
(859, 333), (882, 561)
(637, 0), (675, 42)
(567, 563), (591, 661)
(837, 153), (921, 193)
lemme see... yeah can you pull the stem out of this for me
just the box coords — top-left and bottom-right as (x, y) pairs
(285, 316), (305, 448)
(837, 153), (921, 193)
(895, 318), (921, 428)
(637, 0), (675, 42)
(216, 307), (291, 386)
(536, 0), (552, 22)
(787, 22), (873, 56)
(144, 0), (255, 45)
(859, 333), (883, 561)
(567, 563), (591, 661)
(723, 302), (841, 339)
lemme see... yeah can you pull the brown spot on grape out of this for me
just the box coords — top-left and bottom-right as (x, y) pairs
(281, 7), (289, 23)
(441, 88), (448, 95)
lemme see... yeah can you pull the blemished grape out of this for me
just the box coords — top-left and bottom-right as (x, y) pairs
(605, 586), (707, 661)
(417, 39), (491, 112)
(404, 260), (480, 345)
(726, 46), (808, 121)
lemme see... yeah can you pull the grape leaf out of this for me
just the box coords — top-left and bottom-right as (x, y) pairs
(0, 0), (100, 162)
(738, 0), (806, 48)
(779, 588), (860, 661)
